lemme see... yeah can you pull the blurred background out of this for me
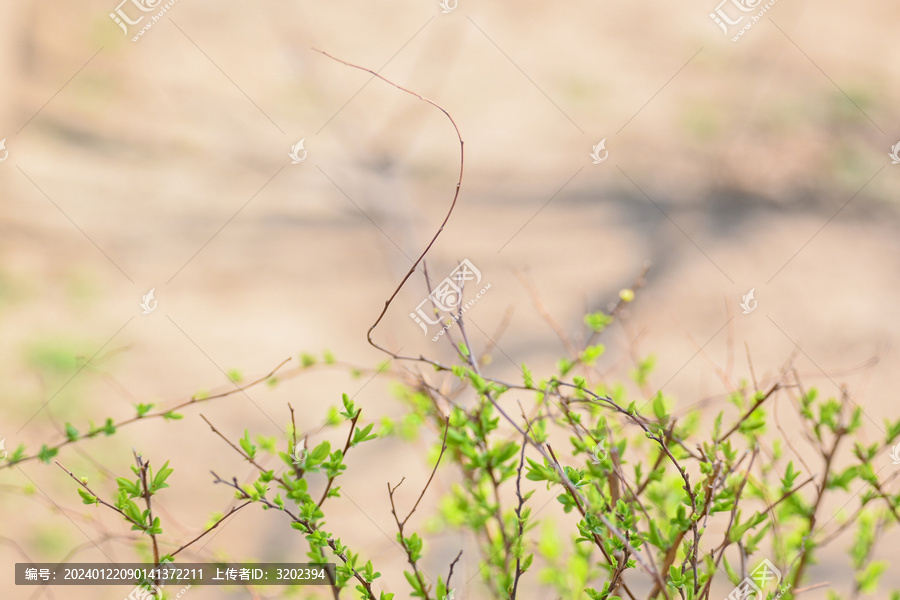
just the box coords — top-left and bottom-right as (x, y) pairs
(1, 0), (899, 598)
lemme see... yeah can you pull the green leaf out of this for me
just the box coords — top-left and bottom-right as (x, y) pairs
(403, 570), (426, 597)
(652, 393), (667, 421)
(728, 511), (766, 543)
(557, 358), (575, 377)
(631, 355), (656, 387)
(584, 311), (613, 332)
(856, 560), (888, 594)
(135, 403), (155, 418)
(781, 461), (800, 490)
(77, 488), (98, 505)
(239, 430), (257, 459)
(351, 423), (377, 446)
(525, 458), (557, 483)
(579, 344), (605, 365)
(340, 393), (360, 419)
(309, 441), (332, 464)
(64, 423), (79, 441)
(522, 364), (534, 389)
(468, 371), (488, 394)
(37, 445), (58, 464)
(116, 477), (141, 497)
(151, 461), (174, 493)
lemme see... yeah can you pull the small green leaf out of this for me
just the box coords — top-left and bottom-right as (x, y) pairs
(37, 445), (58, 464)
(77, 488), (98, 505)
(239, 431), (257, 459)
(151, 461), (174, 492)
(584, 311), (613, 332)
(135, 403), (155, 418)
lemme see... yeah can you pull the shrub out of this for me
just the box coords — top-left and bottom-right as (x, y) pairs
(6, 294), (900, 599)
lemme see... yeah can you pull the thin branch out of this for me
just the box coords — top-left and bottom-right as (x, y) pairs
(55, 462), (145, 530)
(211, 471), (375, 599)
(515, 269), (577, 357)
(170, 502), (252, 558)
(715, 378), (784, 444)
(318, 411), (360, 507)
(133, 451), (160, 578)
(199, 414), (268, 472)
(446, 550), (463, 594)
(510, 435), (528, 600)
(312, 49), (465, 360)
(4, 358), (292, 470)
(387, 418), (451, 600)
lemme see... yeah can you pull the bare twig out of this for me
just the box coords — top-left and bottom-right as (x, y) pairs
(312, 49), (464, 361)
(170, 502), (252, 558)
(446, 549), (463, 594)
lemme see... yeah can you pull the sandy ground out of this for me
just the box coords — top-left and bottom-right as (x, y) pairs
(1, 0), (900, 598)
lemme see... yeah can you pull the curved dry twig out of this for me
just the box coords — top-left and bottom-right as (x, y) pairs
(313, 49), (465, 358)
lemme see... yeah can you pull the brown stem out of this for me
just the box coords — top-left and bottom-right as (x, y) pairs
(170, 502), (251, 558)
(318, 412), (360, 507)
(312, 49), (465, 362)
(133, 451), (160, 584)
(55, 462), (146, 530)
(510, 438), (528, 600)
(388, 418), (451, 600)
(5, 358), (292, 471)
(211, 472), (375, 599)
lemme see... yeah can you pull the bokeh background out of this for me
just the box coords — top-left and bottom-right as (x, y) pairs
(1, 0), (899, 598)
